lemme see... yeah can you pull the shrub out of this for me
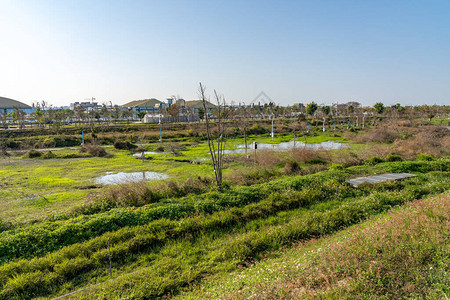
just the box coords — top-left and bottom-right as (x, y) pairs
(256, 150), (281, 167)
(23, 150), (42, 158)
(417, 153), (434, 161)
(365, 156), (385, 166)
(248, 123), (267, 135)
(80, 144), (108, 157)
(155, 146), (165, 152)
(356, 126), (399, 143)
(113, 141), (137, 150)
(42, 151), (56, 159)
(290, 148), (328, 164)
(391, 125), (449, 158)
(283, 160), (301, 174)
(0, 218), (10, 233)
(385, 153), (403, 162)
(306, 158), (327, 165)
(329, 163), (344, 170)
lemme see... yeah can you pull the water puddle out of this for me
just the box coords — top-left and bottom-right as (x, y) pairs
(223, 141), (345, 154)
(132, 152), (159, 159)
(95, 171), (169, 185)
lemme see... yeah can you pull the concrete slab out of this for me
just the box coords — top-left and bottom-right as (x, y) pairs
(348, 173), (416, 187)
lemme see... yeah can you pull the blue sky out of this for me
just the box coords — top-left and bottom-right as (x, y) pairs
(1, 0), (449, 107)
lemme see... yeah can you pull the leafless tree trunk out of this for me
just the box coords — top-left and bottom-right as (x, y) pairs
(1, 109), (7, 129)
(199, 83), (226, 189)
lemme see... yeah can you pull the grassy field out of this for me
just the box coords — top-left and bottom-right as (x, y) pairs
(177, 191), (450, 299)
(0, 130), (348, 226)
(0, 122), (448, 299)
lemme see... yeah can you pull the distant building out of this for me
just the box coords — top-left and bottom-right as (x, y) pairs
(142, 99), (216, 123)
(122, 98), (163, 114)
(0, 96), (33, 114)
(70, 101), (98, 111)
(183, 100), (215, 115)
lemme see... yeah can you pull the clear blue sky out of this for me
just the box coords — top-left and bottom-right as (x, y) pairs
(1, 0), (449, 107)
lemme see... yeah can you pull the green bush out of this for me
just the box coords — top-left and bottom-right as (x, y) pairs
(248, 123), (267, 135)
(365, 156), (385, 166)
(22, 150), (42, 159)
(283, 160), (300, 174)
(113, 141), (137, 150)
(79, 144), (108, 157)
(417, 153), (434, 161)
(306, 158), (327, 165)
(329, 163), (344, 170)
(385, 153), (403, 162)
(42, 151), (56, 159)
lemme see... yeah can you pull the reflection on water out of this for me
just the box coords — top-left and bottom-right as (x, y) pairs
(223, 141), (345, 154)
(95, 171), (169, 185)
(132, 151), (159, 158)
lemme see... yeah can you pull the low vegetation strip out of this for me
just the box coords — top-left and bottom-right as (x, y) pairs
(0, 172), (447, 299)
(0, 171), (353, 263)
(182, 192), (450, 299)
(0, 159), (447, 264)
(68, 177), (448, 299)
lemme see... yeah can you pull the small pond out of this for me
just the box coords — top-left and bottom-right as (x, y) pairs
(95, 171), (169, 185)
(132, 151), (160, 158)
(223, 141), (345, 154)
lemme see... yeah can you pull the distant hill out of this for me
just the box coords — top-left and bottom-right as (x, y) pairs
(0, 96), (31, 109)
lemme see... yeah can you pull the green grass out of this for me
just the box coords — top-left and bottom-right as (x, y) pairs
(0, 147), (213, 225)
(0, 125), (448, 299)
(0, 163), (447, 299)
(177, 191), (450, 299)
(0, 131), (349, 226)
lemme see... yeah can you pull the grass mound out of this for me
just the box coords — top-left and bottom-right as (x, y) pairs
(182, 192), (450, 299)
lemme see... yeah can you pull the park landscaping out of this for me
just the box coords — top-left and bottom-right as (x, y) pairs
(0, 116), (448, 299)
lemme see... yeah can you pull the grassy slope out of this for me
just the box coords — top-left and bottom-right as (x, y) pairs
(178, 192), (450, 299)
(1, 162), (438, 299)
(0, 126), (447, 299)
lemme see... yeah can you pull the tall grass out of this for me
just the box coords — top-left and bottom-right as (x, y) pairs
(193, 192), (450, 299)
(0, 172), (447, 299)
(0, 159), (447, 264)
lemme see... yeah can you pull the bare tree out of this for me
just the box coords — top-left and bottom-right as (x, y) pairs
(167, 104), (180, 122)
(1, 109), (7, 129)
(239, 103), (250, 155)
(74, 105), (86, 126)
(199, 83), (226, 189)
(11, 107), (26, 129)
